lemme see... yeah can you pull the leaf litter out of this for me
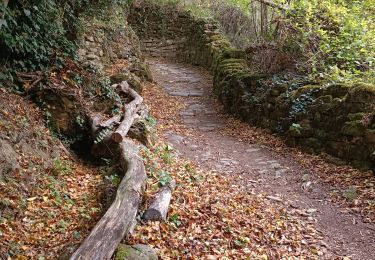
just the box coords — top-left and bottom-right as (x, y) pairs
(129, 81), (326, 259)
(0, 90), (104, 259)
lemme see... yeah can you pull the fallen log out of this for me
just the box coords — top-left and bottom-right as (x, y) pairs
(112, 81), (143, 143)
(70, 139), (147, 260)
(144, 180), (176, 222)
(99, 114), (122, 128)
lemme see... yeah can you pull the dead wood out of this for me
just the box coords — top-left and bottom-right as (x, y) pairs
(70, 139), (147, 260)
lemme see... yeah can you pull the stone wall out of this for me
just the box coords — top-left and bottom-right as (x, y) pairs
(129, 2), (375, 171)
(78, 20), (144, 73)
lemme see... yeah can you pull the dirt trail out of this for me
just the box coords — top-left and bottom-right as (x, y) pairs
(148, 58), (375, 259)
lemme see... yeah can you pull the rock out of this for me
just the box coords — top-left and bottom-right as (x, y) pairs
(0, 139), (20, 178)
(110, 73), (143, 93)
(347, 113), (364, 121)
(347, 145), (370, 161)
(85, 35), (95, 42)
(325, 83), (351, 98)
(306, 208), (317, 214)
(77, 48), (87, 58)
(314, 95), (333, 104)
(115, 244), (157, 260)
(300, 137), (322, 152)
(270, 89), (280, 96)
(86, 53), (99, 60)
(341, 120), (366, 136)
(128, 118), (155, 147)
(351, 160), (371, 171)
(365, 129), (375, 143)
(136, 63), (154, 82)
(370, 151), (375, 163)
(322, 153), (347, 166)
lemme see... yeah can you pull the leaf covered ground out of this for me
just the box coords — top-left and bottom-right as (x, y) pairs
(129, 69), (375, 258)
(129, 82), (326, 259)
(0, 90), (104, 259)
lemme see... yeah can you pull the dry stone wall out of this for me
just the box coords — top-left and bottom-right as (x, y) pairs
(129, 2), (375, 172)
(78, 21), (144, 73)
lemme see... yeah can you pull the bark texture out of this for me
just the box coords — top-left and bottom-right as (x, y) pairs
(70, 139), (146, 260)
(144, 180), (176, 221)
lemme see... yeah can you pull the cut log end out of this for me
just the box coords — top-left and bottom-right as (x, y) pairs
(143, 209), (163, 222)
(112, 132), (124, 143)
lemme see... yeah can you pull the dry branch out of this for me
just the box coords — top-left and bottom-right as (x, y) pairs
(70, 139), (147, 260)
(112, 81), (144, 143)
(144, 180), (176, 221)
(99, 114), (122, 128)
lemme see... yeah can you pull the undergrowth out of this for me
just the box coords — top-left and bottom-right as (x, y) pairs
(0, 0), (133, 86)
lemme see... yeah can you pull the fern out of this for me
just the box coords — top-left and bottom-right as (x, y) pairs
(94, 126), (113, 144)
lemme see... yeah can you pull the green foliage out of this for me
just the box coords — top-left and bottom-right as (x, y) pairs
(99, 77), (121, 103)
(157, 171), (172, 186)
(289, 123), (302, 135)
(0, 0), (78, 71)
(169, 213), (182, 227)
(52, 157), (72, 176)
(0, 0), (133, 76)
(286, 0), (375, 82)
(151, 0), (374, 83)
(161, 145), (174, 164)
(94, 126), (113, 144)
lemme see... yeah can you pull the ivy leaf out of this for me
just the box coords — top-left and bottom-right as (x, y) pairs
(23, 9), (31, 17)
(0, 19), (7, 28)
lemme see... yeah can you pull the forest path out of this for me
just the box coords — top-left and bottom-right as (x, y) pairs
(147, 58), (375, 259)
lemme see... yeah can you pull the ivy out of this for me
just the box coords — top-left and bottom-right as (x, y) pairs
(94, 126), (113, 144)
(0, 0), (133, 78)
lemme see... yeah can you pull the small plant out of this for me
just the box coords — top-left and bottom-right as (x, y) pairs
(52, 158), (72, 176)
(57, 219), (69, 233)
(157, 171), (172, 187)
(104, 174), (122, 186)
(342, 187), (358, 201)
(75, 115), (86, 128)
(146, 115), (157, 127)
(99, 77), (121, 103)
(169, 213), (182, 227)
(289, 123), (302, 135)
(184, 162), (194, 173)
(161, 145), (174, 164)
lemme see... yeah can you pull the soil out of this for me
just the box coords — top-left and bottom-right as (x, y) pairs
(148, 58), (375, 259)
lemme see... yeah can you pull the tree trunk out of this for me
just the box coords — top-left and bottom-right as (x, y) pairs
(144, 180), (176, 222)
(70, 139), (147, 260)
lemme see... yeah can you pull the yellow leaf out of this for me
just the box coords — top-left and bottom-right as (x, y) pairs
(27, 197), (37, 202)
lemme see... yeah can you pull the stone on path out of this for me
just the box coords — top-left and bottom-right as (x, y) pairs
(115, 244), (158, 260)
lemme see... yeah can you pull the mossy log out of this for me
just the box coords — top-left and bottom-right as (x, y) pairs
(70, 139), (146, 260)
